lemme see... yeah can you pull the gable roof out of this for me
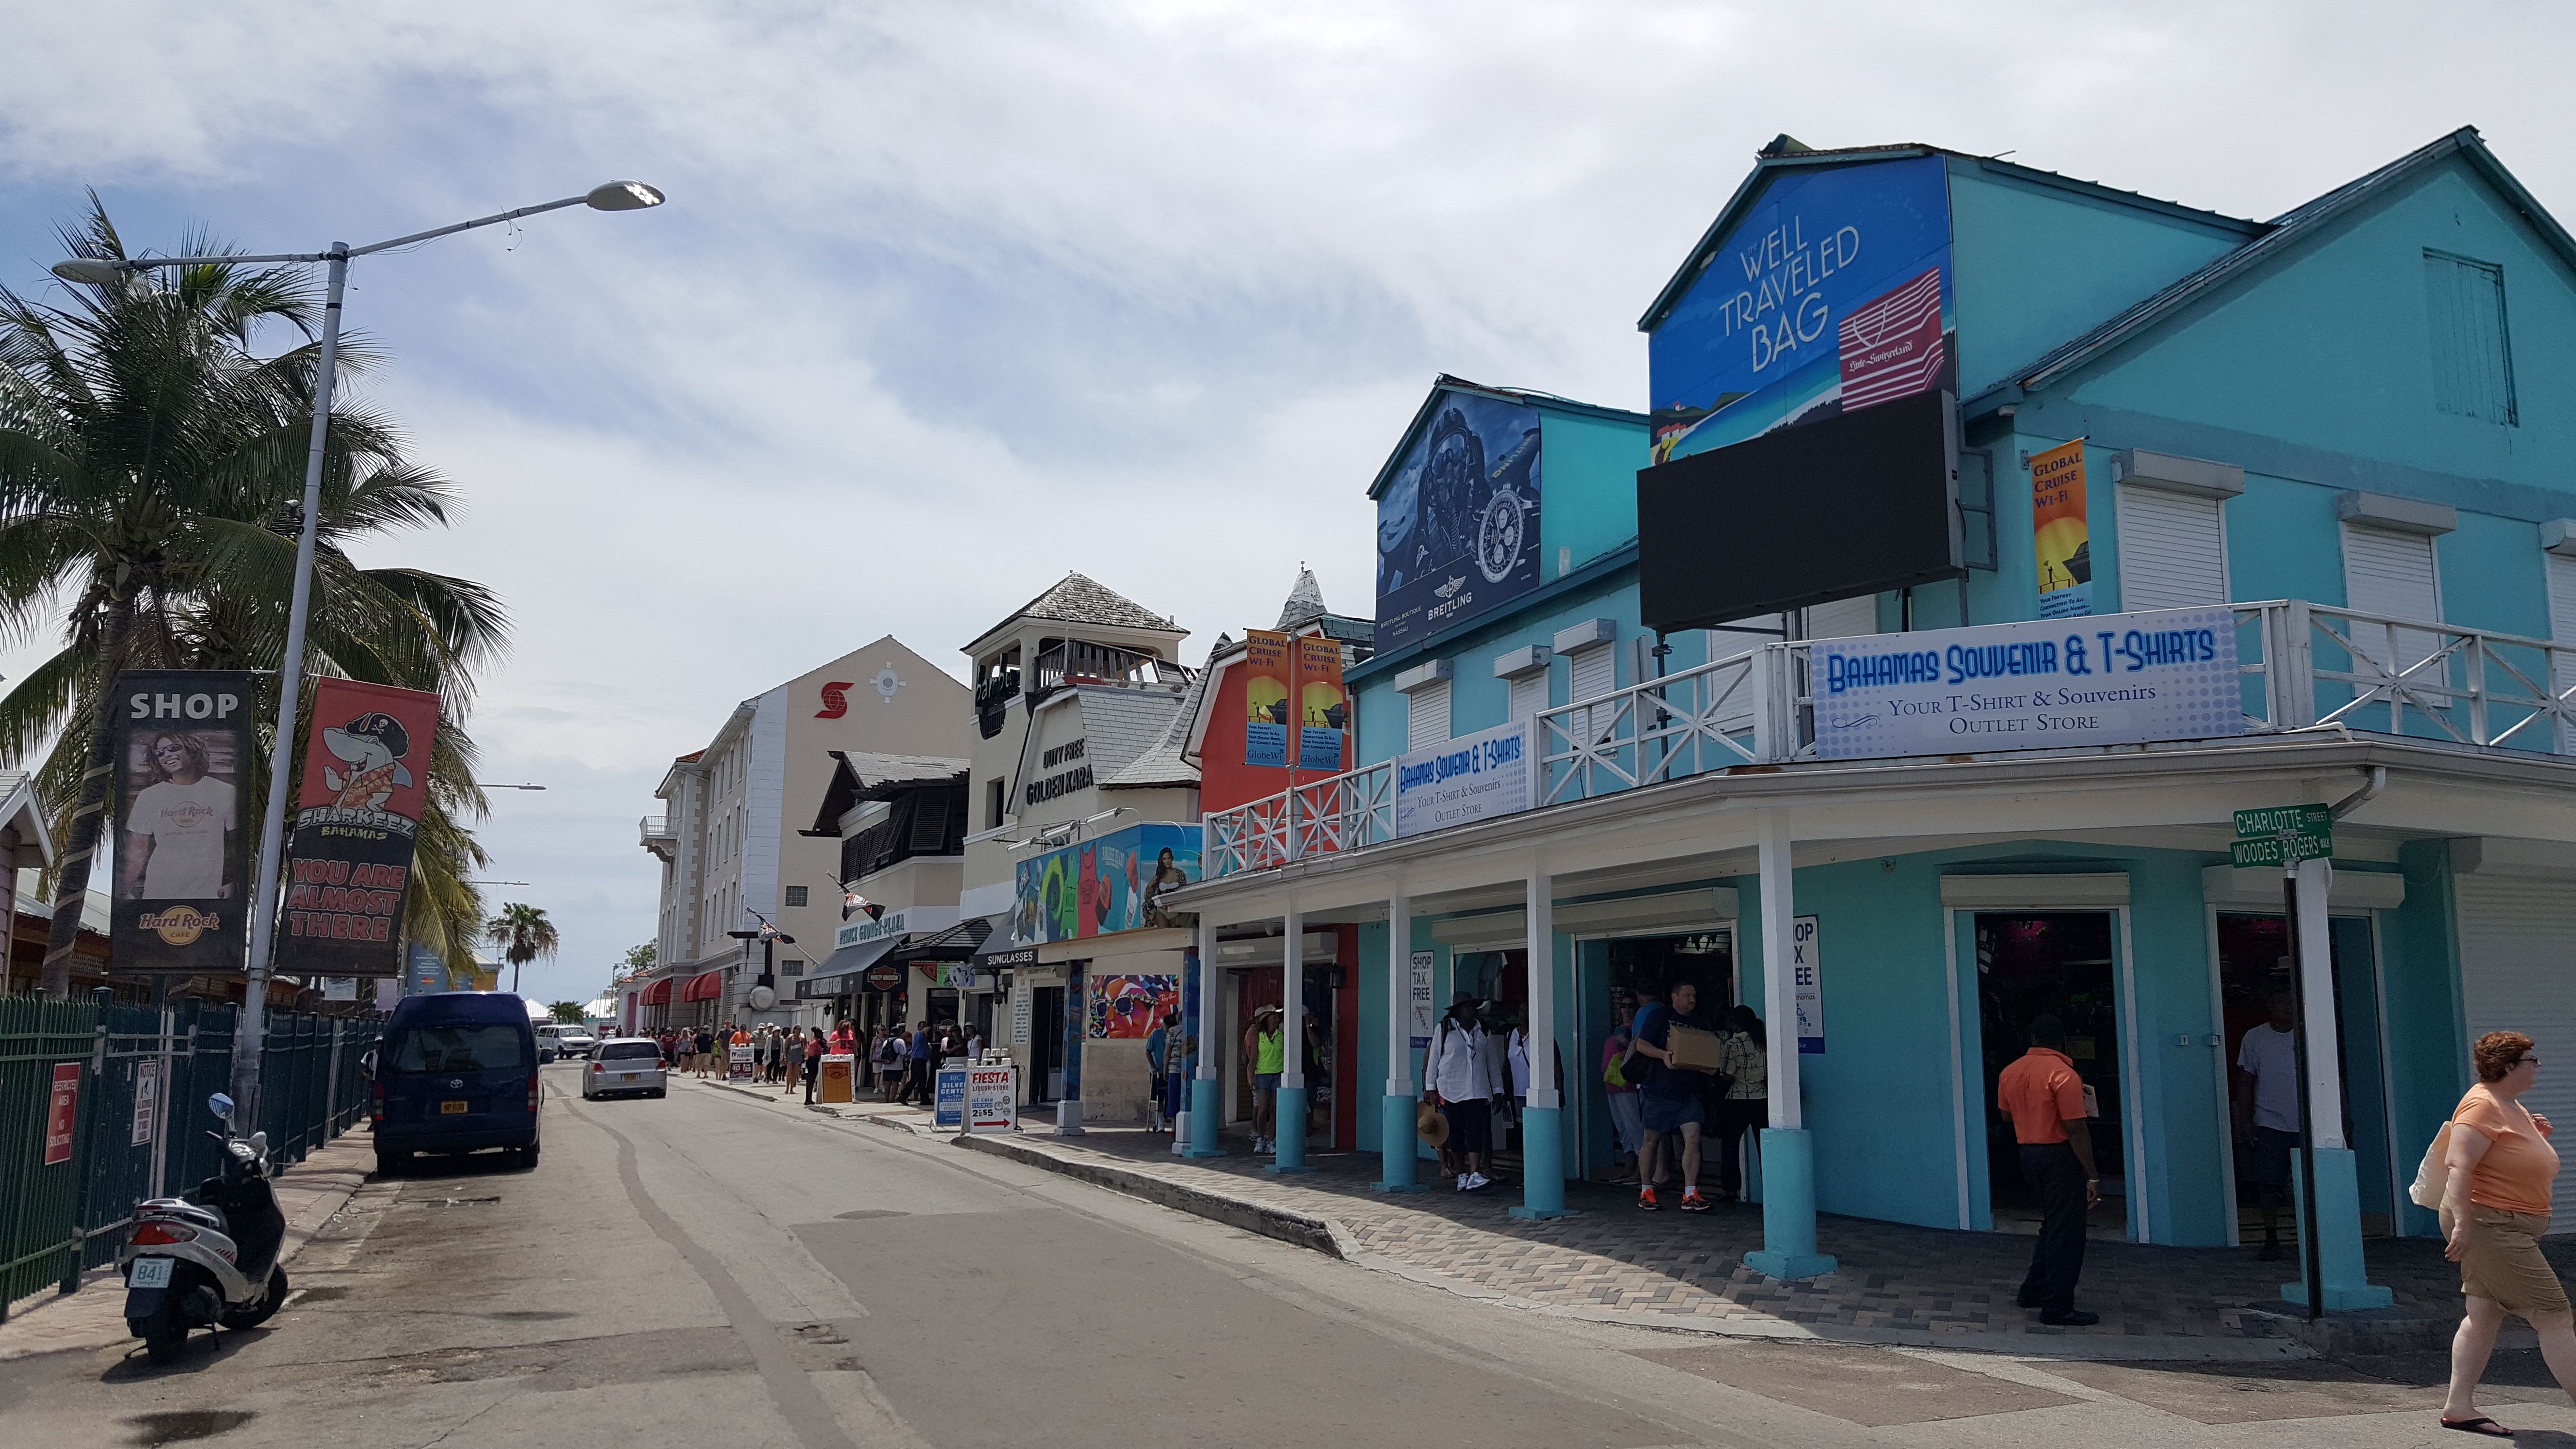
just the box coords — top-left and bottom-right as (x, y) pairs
(803, 751), (971, 836)
(1968, 127), (2575, 406)
(974, 572), (1180, 647)
(1636, 138), (2260, 333)
(1100, 668), (1209, 790)
(1368, 375), (1648, 501)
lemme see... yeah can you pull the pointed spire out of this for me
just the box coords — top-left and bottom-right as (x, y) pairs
(1276, 564), (1327, 631)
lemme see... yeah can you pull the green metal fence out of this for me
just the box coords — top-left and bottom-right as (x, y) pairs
(0, 992), (381, 1322)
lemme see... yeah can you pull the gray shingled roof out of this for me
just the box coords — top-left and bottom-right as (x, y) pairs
(1276, 567), (1327, 631)
(1100, 669), (1208, 789)
(1073, 686), (1189, 784)
(984, 572), (1180, 640)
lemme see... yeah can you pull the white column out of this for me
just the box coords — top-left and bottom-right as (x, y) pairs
(1758, 811), (1801, 1129)
(1385, 894), (1414, 1095)
(1525, 872), (1557, 1110)
(2295, 857), (2347, 1150)
(1281, 906), (1304, 1090)
(1196, 916), (1219, 1081)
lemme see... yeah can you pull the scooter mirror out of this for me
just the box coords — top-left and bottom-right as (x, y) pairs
(248, 1131), (267, 1155)
(209, 1092), (234, 1122)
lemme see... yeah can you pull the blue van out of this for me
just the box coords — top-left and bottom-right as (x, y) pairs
(369, 992), (542, 1174)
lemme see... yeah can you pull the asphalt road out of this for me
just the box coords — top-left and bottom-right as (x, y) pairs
(3, 1063), (2573, 1449)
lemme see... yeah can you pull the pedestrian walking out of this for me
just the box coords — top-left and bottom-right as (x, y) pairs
(803, 1027), (827, 1104)
(1712, 1004), (1769, 1205)
(783, 1028), (805, 1093)
(1158, 1013), (1189, 1135)
(1628, 980), (1714, 1212)
(1145, 1014), (1173, 1133)
(1243, 1005), (1286, 1154)
(2437, 1030), (2575, 1437)
(2233, 991), (2304, 1261)
(1422, 995), (1505, 1192)
(1998, 1014), (2101, 1326)
(693, 1026), (715, 1079)
(903, 1020), (933, 1105)
(1602, 1004), (1643, 1185)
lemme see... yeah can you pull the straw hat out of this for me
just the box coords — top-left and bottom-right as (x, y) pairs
(1416, 1100), (1449, 1147)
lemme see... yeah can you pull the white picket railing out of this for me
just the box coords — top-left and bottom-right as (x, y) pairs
(1201, 599), (2576, 878)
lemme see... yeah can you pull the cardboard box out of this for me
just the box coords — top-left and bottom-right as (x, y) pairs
(1664, 1023), (1726, 1073)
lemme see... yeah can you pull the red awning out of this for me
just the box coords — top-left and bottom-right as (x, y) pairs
(640, 977), (673, 1005)
(680, 970), (724, 1003)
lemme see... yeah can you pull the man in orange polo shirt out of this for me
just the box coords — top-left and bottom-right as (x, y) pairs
(1996, 1014), (2102, 1326)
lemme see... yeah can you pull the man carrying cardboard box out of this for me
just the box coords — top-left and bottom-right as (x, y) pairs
(1630, 980), (1719, 1212)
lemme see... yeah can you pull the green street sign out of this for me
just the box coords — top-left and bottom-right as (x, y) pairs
(2234, 805), (2332, 839)
(2231, 836), (2329, 869)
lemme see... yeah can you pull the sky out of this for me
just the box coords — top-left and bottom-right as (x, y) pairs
(2, 1), (2572, 1007)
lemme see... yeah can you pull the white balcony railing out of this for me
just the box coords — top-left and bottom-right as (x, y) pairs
(1199, 599), (2576, 879)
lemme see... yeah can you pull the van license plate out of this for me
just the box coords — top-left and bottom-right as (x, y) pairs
(441, 1100), (468, 1114)
(129, 1257), (172, 1288)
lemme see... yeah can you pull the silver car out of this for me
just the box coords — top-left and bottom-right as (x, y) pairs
(580, 1038), (667, 1099)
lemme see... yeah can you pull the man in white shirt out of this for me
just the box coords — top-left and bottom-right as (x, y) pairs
(1423, 995), (1505, 1192)
(2234, 991), (2303, 1261)
(123, 733), (236, 900)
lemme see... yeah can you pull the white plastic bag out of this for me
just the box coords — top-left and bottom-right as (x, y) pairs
(2409, 1123), (2452, 1209)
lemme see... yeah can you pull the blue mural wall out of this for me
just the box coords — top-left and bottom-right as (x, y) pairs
(1375, 392), (1544, 650)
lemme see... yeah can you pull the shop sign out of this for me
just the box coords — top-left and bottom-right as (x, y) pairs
(1012, 988), (1032, 1046)
(728, 1046), (755, 1082)
(1013, 821), (1202, 944)
(1792, 916), (1823, 1056)
(819, 1053), (853, 1103)
(864, 963), (904, 993)
(1393, 718), (1532, 838)
(109, 671), (256, 975)
(1808, 604), (2241, 762)
(1027, 738), (1094, 806)
(933, 1064), (968, 1128)
(278, 677), (442, 975)
(45, 1063), (79, 1165)
(131, 1059), (160, 1147)
(1409, 950), (1435, 1048)
(837, 904), (958, 951)
(966, 1065), (1017, 1133)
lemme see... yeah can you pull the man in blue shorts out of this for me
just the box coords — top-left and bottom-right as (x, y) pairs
(1628, 980), (1711, 1211)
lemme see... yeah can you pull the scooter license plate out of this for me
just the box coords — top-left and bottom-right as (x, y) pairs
(129, 1257), (173, 1288)
(441, 1100), (468, 1114)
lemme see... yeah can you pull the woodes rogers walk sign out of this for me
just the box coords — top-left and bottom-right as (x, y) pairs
(2232, 804), (2333, 869)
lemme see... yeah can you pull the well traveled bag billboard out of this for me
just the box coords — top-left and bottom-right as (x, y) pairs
(278, 677), (441, 975)
(111, 671), (254, 974)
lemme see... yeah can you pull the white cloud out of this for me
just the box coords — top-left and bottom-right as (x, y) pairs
(3, 0), (2572, 1004)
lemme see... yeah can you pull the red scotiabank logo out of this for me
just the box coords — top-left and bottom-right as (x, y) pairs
(816, 682), (853, 719)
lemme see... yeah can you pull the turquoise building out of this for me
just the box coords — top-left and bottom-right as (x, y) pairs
(1169, 129), (2576, 1304)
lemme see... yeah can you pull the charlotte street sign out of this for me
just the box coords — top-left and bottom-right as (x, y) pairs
(2231, 804), (2333, 869)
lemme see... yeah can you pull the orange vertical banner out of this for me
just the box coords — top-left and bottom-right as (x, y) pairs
(2030, 437), (2093, 619)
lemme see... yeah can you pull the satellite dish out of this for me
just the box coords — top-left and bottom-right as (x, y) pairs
(747, 985), (777, 1011)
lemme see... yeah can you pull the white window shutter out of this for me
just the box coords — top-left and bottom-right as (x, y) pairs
(2117, 484), (2228, 609)
(1803, 595), (1879, 640)
(2340, 524), (2442, 681)
(1407, 679), (1451, 753)
(1566, 644), (1615, 703)
(2548, 551), (2576, 750)
(1507, 671), (1547, 724)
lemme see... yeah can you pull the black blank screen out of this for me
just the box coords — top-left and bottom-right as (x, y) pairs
(1638, 388), (1962, 633)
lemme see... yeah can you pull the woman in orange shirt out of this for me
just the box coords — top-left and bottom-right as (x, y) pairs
(2439, 1030), (2573, 1436)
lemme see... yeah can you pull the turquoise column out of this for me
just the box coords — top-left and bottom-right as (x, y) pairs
(1183, 918), (1226, 1158)
(1510, 872), (1577, 1220)
(2282, 1149), (2395, 1310)
(1742, 1127), (1835, 1278)
(1268, 905), (1313, 1174)
(1376, 892), (1428, 1192)
(1743, 815), (1827, 1279)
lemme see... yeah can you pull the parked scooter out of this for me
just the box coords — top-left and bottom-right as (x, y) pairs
(119, 1092), (290, 1365)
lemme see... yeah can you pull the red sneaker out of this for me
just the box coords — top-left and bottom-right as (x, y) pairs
(1638, 1187), (1660, 1211)
(1679, 1190), (1711, 1213)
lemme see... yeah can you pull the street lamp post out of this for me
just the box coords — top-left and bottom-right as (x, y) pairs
(54, 182), (663, 1126)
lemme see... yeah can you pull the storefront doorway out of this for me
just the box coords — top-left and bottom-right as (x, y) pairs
(1228, 964), (1341, 1147)
(1028, 986), (1064, 1101)
(1574, 931), (1736, 1178)
(1974, 912), (2132, 1237)
(2214, 911), (2395, 1238)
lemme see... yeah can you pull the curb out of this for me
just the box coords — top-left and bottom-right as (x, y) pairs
(949, 1132), (1353, 1260)
(2245, 1306), (2508, 1356)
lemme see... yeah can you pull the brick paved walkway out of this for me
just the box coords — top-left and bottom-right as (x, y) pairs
(963, 1123), (2576, 1355)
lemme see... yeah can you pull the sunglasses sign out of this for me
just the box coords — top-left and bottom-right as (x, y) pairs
(278, 678), (443, 976)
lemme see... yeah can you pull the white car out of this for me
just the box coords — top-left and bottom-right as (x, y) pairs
(554, 1028), (598, 1059)
(580, 1039), (667, 1099)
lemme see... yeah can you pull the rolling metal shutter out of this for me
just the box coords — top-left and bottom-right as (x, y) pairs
(2551, 552), (2576, 751)
(1507, 671), (1547, 723)
(2455, 872), (2576, 1229)
(1564, 644), (1616, 749)
(2117, 484), (2228, 609)
(2341, 524), (2442, 679)
(1803, 594), (1880, 640)
(1407, 678), (1451, 753)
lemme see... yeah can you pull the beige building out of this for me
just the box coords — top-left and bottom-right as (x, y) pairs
(633, 637), (970, 1031)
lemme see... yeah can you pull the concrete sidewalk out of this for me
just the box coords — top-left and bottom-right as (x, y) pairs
(0, 1123), (375, 1362)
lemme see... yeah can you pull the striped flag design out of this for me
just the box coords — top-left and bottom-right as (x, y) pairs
(1837, 267), (1947, 411)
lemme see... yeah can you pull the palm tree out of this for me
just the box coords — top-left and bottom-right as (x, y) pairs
(0, 199), (509, 994)
(486, 902), (559, 995)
